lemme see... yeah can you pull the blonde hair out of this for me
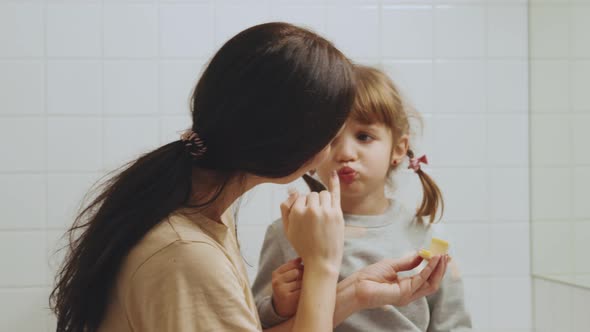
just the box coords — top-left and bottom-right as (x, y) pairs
(352, 65), (444, 223)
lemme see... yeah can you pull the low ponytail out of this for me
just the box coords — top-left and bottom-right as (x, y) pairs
(50, 141), (215, 332)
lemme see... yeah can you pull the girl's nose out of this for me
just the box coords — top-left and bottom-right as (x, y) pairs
(334, 136), (357, 163)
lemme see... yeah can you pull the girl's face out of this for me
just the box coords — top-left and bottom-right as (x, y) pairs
(316, 119), (407, 200)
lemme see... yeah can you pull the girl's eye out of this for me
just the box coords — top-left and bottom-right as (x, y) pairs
(357, 133), (373, 142)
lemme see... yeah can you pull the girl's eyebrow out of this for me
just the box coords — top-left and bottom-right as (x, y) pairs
(355, 123), (380, 131)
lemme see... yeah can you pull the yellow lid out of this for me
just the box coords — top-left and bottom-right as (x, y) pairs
(431, 237), (449, 247)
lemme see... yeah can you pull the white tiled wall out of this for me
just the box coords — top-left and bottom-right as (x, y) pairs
(0, 0), (531, 331)
(530, 0), (590, 330)
(533, 278), (590, 332)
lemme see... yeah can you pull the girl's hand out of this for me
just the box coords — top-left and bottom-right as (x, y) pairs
(271, 258), (304, 317)
(351, 254), (448, 309)
(280, 171), (344, 272)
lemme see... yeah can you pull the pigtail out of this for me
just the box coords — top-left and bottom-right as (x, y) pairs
(408, 149), (444, 223)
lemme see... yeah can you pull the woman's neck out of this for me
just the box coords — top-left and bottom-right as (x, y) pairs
(188, 170), (260, 223)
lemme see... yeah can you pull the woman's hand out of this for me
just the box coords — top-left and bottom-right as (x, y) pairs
(348, 254), (448, 309)
(280, 171), (344, 272)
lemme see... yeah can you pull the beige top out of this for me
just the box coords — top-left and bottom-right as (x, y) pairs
(98, 209), (262, 332)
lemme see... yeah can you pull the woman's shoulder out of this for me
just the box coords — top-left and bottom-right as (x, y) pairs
(120, 215), (226, 281)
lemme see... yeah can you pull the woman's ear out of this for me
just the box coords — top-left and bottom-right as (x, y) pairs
(391, 134), (409, 166)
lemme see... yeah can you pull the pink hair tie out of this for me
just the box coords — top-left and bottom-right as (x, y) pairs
(180, 129), (207, 159)
(408, 154), (428, 172)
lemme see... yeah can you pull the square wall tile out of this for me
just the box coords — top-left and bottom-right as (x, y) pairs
(573, 167), (590, 219)
(490, 223), (530, 276)
(104, 61), (158, 115)
(462, 277), (491, 329)
(434, 60), (485, 114)
(0, 118), (45, 172)
(572, 286), (590, 332)
(529, 4), (569, 58)
(47, 230), (69, 287)
(487, 115), (528, 166)
(490, 168), (529, 222)
(487, 60), (528, 113)
(159, 60), (205, 115)
(0, 289), (50, 332)
(215, 3), (271, 47)
(0, 175), (46, 229)
(237, 183), (274, 226)
(0, 3), (44, 57)
(571, 61), (590, 112)
(103, 4), (158, 57)
(436, 168), (488, 223)
(532, 222), (574, 275)
(530, 60), (569, 113)
(270, 4), (326, 33)
(571, 4), (590, 57)
(325, 5), (379, 59)
(0, 61), (44, 115)
(572, 115), (590, 164)
(382, 61), (433, 114)
(47, 173), (103, 229)
(431, 115), (486, 166)
(487, 4), (528, 57)
(445, 223), (491, 275)
(47, 61), (102, 115)
(531, 167), (571, 221)
(534, 278), (573, 332)
(435, 0), (485, 3)
(574, 221), (590, 274)
(103, 117), (159, 170)
(160, 115), (191, 144)
(531, 114), (571, 167)
(47, 3), (102, 57)
(381, 5), (433, 58)
(159, 3), (215, 58)
(434, 5), (485, 58)
(0, 232), (47, 286)
(47, 117), (103, 172)
(490, 277), (532, 329)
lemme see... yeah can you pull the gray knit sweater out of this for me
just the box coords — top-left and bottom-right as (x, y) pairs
(251, 199), (472, 332)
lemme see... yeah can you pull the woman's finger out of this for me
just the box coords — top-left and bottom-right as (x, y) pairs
(280, 191), (299, 231)
(319, 190), (331, 207)
(307, 192), (320, 209)
(409, 255), (441, 293)
(408, 255), (448, 301)
(389, 254), (423, 273)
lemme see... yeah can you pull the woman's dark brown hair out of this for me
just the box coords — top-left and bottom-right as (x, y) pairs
(50, 22), (355, 332)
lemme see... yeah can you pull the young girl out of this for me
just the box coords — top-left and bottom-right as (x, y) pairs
(50, 24), (448, 332)
(252, 65), (470, 331)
